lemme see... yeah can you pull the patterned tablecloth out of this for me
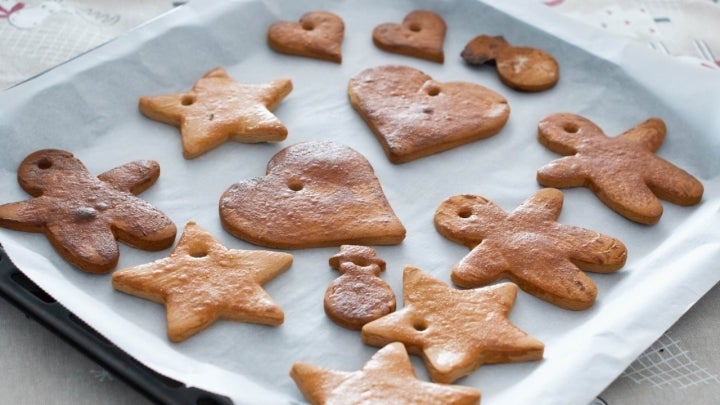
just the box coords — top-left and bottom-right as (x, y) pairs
(1, 1), (718, 404)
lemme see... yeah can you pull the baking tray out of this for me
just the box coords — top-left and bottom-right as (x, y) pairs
(1, 0), (719, 404)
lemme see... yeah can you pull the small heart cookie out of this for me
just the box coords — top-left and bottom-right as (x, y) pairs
(219, 141), (406, 249)
(268, 11), (344, 63)
(373, 10), (446, 63)
(348, 65), (510, 163)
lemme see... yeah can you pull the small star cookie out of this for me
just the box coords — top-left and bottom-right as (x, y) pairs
(537, 113), (704, 224)
(434, 188), (627, 310)
(139, 67), (292, 159)
(111, 221), (292, 342)
(290, 342), (481, 405)
(361, 266), (543, 384)
(0, 149), (176, 273)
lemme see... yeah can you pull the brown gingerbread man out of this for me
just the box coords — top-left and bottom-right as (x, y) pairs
(0, 149), (177, 273)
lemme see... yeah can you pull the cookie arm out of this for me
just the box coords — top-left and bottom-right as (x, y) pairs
(0, 199), (46, 232)
(110, 200), (176, 251)
(561, 226), (627, 273)
(510, 188), (564, 222)
(97, 160), (161, 194)
(536, 156), (589, 188)
(617, 118), (666, 152)
(451, 241), (510, 288)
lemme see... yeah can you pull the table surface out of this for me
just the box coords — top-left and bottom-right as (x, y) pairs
(1, 1), (718, 404)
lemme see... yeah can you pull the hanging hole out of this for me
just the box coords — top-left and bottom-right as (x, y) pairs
(457, 207), (473, 218)
(189, 250), (208, 258)
(37, 158), (52, 170)
(301, 21), (315, 31)
(409, 22), (422, 32)
(181, 95), (195, 106)
(413, 320), (428, 331)
(287, 179), (303, 192)
(563, 122), (579, 133)
(427, 86), (440, 96)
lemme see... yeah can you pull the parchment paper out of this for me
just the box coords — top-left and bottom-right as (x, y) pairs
(1, 0), (719, 404)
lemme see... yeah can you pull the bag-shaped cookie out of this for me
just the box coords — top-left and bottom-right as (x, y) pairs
(348, 65), (510, 163)
(219, 141), (406, 249)
(0, 149), (177, 273)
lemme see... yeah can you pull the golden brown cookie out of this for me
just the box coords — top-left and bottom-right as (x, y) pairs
(324, 245), (396, 330)
(219, 141), (406, 249)
(0, 149), (176, 273)
(267, 11), (344, 63)
(461, 35), (559, 92)
(372, 10), (447, 63)
(291, 342), (481, 405)
(111, 221), (292, 342)
(434, 189), (627, 310)
(361, 266), (544, 384)
(348, 65), (510, 163)
(138, 67), (292, 159)
(536, 113), (704, 224)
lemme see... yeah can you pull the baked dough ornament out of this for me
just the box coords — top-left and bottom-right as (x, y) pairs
(372, 10), (447, 63)
(461, 35), (559, 92)
(111, 221), (292, 342)
(348, 65), (510, 163)
(219, 141), (406, 249)
(267, 11), (345, 63)
(139, 67), (292, 159)
(324, 245), (396, 330)
(537, 113), (704, 224)
(361, 266), (544, 384)
(290, 342), (481, 405)
(0, 149), (176, 273)
(434, 189), (627, 310)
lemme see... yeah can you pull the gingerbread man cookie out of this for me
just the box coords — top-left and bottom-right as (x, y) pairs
(291, 342), (481, 405)
(112, 222), (292, 342)
(372, 10), (447, 63)
(361, 266), (544, 384)
(461, 35), (559, 92)
(139, 67), (292, 159)
(434, 189), (627, 310)
(537, 113), (704, 224)
(268, 11), (345, 63)
(0, 149), (177, 273)
(324, 245), (396, 330)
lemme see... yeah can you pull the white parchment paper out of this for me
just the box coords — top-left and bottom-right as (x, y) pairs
(1, 0), (719, 404)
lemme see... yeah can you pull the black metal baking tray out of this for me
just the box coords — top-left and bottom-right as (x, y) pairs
(0, 244), (232, 405)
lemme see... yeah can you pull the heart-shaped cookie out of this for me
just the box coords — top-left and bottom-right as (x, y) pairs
(267, 11), (344, 63)
(373, 10), (446, 63)
(348, 65), (510, 163)
(219, 141), (406, 249)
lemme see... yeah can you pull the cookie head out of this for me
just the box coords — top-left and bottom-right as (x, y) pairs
(17, 149), (88, 196)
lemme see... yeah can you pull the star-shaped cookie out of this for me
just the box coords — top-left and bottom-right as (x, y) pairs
(434, 188), (627, 310)
(139, 67), (293, 159)
(0, 149), (176, 273)
(361, 266), (543, 384)
(290, 342), (481, 405)
(537, 113), (704, 224)
(111, 221), (293, 342)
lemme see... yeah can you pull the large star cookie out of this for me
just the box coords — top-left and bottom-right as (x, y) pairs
(139, 67), (293, 159)
(348, 65), (509, 163)
(361, 266), (544, 384)
(111, 222), (292, 342)
(219, 141), (406, 249)
(0, 149), (176, 273)
(434, 188), (627, 310)
(291, 342), (481, 405)
(537, 113), (704, 224)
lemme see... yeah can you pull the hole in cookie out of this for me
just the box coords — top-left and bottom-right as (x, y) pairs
(413, 320), (428, 332)
(287, 179), (304, 192)
(189, 250), (208, 258)
(563, 122), (580, 133)
(37, 158), (52, 170)
(457, 207), (473, 218)
(426, 86), (440, 97)
(409, 22), (422, 32)
(181, 95), (195, 106)
(301, 21), (315, 30)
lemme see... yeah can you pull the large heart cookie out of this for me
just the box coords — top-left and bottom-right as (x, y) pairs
(267, 11), (344, 63)
(348, 65), (510, 163)
(372, 10), (446, 63)
(219, 141), (406, 249)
